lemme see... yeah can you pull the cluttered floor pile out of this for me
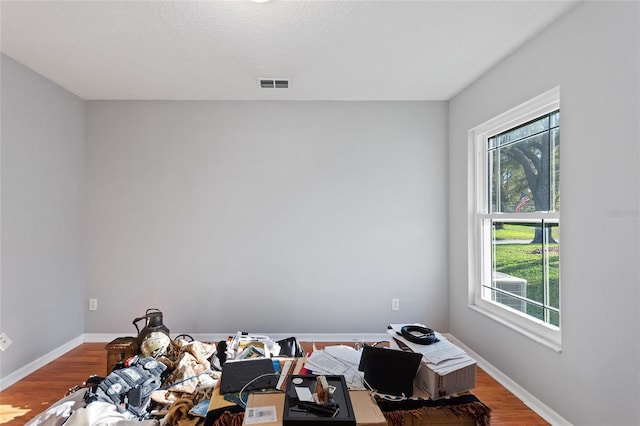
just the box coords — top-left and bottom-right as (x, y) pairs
(26, 334), (223, 426)
(26, 325), (491, 426)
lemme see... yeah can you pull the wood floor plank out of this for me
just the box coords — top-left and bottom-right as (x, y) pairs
(0, 342), (549, 425)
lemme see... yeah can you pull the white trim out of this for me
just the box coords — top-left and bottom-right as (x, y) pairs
(0, 335), (84, 391)
(468, 86), (562, 350)
(470, 87), (560, 140)
(468, 304), (561, 352)
(445, 333), (572, 426)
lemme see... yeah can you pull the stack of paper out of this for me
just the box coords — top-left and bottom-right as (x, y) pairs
(387, 324), (476, 375)
(304, 345), (366, 389)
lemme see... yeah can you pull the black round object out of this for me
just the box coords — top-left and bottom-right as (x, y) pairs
(400, 325), (439, 345)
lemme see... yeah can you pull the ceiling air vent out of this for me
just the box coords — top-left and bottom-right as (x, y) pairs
(259, 78), (289, 89)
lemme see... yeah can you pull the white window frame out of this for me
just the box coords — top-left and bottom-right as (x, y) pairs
(468, 87), (561, 352)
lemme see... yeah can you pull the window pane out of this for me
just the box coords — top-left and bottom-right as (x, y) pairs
(492, 222), (541, 304)
(488, 111), (559, 214)
(489, 115), (550, 149)
(488, 287), (527, 313)
(490, 133), (548, 212)
(490, 221), (560, 327)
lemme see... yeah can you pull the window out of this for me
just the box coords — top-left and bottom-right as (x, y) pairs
(469, 88), (561, 351)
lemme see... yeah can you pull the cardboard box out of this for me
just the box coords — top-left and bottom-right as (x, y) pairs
(242, 391), (386, 426)
(348, 391), (387, 426)
(414, 359), (477, 400)
(386, 326), (477, 400)
(243, 393), (283, 426)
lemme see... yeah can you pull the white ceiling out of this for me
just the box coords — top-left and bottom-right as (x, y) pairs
(0, 0), (578, 101)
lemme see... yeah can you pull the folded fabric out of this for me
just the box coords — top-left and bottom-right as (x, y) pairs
(25, 386), (161, 426)
(64, 401), (159, 426)
(25, 389), (87, 426)
(162, 397), (202, 426)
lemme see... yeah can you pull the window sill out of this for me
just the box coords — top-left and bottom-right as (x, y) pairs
(468, 302), (562, 353)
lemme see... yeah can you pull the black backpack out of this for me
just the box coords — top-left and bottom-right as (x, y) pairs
(94, 356), (166, 418)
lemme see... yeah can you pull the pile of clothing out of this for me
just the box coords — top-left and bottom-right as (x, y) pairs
(26, 337), (221, 426)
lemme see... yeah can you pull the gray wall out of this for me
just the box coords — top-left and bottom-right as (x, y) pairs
(3, 3), (639, 424)
(448, 2), (639, 425)
(0, 54), (86, 377)
(85, 101), (449, 335)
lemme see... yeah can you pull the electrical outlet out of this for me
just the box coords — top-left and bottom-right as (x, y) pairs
(392, 298), (400, 311)
(89, 298), (98, 311)
(0, 332), (12, 351)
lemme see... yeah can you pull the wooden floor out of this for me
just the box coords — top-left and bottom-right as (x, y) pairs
(0, 342), (549, 425)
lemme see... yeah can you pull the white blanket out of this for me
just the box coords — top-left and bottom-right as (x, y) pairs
(25, 389), (158, 426)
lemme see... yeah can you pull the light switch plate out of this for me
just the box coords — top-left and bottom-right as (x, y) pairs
(392, 298), (400, 311)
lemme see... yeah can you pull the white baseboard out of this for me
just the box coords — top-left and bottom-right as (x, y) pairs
(445, 333), (571, 426)
(0, 335), (84, 391)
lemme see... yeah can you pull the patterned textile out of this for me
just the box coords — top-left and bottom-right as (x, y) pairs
(204, 393), (491, 426)
(377, 394), (491, 426)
